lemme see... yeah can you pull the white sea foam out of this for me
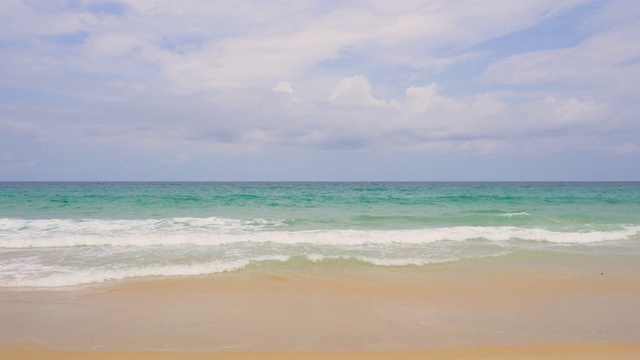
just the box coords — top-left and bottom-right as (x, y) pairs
(0, 254), (469, 287)
(0, 255), (290, 287)
(355, 256), (459, 266)
(500, 212), (531, 217)
(303, 253), (510, 267)
(307, 253), (325, 262)
(2, 216), (639, 287)
(1, 217), (638, 248)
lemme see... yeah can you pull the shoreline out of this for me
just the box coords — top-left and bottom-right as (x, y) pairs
(2, 260), (640, 353)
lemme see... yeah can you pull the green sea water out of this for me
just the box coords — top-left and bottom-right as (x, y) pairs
(1, 182), (639, 286)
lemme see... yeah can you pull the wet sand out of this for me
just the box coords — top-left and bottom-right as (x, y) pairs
(3, 343), (640, 360)
(1, 259), (640, 358)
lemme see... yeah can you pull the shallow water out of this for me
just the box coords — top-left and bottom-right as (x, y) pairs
(1, 182), (639, 287)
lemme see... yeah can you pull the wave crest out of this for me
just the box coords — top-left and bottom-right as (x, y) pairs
(1, 217), (638, 248)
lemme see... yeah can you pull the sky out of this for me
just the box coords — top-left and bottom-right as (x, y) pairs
(1, 0), (639, 181)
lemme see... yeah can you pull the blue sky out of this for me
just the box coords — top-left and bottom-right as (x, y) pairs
(1, 0), (639, 181)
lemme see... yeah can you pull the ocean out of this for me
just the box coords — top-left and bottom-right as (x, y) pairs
(1, 182), (639, 287)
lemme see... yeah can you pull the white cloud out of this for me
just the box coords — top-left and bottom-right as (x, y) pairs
(482, 19), (640, 89)
(541, 96), (606, 124)
(405, 84), (450, 113)
(0, 1), (594, 94)
(329, 76), (385, 106)
(273, 81), (293, 93)
(0, 0), (638, 180)
(75, 1), (586, 92)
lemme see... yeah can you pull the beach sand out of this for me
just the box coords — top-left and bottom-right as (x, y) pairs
(3, 343), (640, 360)
(1, 258), (640, 358)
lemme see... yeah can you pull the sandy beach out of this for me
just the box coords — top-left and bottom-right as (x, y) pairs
(3, 343), (640, 360)
(2, 257), (640, 359)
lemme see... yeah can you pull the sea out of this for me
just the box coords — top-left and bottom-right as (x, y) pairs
(1, 182), (639, 287)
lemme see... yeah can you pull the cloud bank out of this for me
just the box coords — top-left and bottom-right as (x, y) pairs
(0, 0), (639, 180)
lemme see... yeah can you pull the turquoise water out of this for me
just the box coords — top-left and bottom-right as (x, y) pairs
(1, 182), (639, 286)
